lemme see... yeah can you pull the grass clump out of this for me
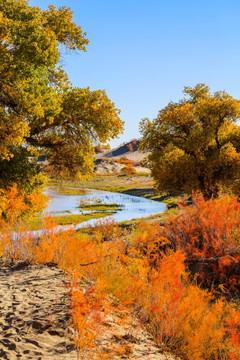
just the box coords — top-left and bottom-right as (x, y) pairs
(79, 203), (123, 211)
(51, 187), (89, 196)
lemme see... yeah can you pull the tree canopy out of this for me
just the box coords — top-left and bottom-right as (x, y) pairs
(140, 84), (240, 199)
(0, 0), (123, 189)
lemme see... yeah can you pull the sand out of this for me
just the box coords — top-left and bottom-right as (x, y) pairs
(0, 262), (76, 360)
(96, 308), (176, 360)
(0, 262), (176, 360)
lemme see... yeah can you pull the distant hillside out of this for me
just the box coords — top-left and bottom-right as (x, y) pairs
(94, 139), (150, 174)
(109, 139), (140, 157)
(96, 139), (141, 158)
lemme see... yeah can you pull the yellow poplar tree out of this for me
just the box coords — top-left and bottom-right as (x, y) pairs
(0, 0), (124, 189)
(140, 84), (240, 199)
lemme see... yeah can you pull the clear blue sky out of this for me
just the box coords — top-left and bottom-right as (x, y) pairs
(29, 0), (240, 147)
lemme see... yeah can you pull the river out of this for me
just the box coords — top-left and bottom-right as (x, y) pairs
(45, 187), (166, 229)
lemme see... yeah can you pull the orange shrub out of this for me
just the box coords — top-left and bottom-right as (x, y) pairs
(0, 183), (47, 227)
(90, 217), (123, 242)
(1, 191), (240, 360)
(114, 158), (133, 165)
(140, 251), (240, 360)
(121, 164), (137, 175)
(0, 184), (48, 262)
(69, 282), (112, 359)
(114, 158), (140, 166)
(160, 193), (240, 291)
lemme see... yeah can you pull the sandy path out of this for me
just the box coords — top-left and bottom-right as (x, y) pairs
(0, 263), (76, 360)
(0, 262), (176, 360)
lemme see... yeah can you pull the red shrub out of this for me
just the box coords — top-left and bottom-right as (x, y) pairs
(160, 194), (240, 291)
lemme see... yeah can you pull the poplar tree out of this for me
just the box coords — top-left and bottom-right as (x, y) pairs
(140, 84), (240, 199)
(0, 0), (123, 189)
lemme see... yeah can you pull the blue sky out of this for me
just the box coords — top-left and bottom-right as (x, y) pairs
(29, 0), (240, 147)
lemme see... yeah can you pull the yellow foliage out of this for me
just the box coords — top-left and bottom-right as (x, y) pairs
(140, 83), (240, 198)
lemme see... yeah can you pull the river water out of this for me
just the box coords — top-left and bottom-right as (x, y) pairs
(45, 187), (166, 229)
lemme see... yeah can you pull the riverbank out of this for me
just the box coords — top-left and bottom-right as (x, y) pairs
(29, 211), (116, 231)
(48, 174), (154, 195)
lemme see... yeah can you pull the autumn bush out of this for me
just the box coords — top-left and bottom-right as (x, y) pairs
(156, 193), (240, 292)
(0, 184), (48, 262)
(0, 184), (47, 225)
(0, 188), (240, 359)
(35, 218), (240, 360)
(114, 157), (140, 166)
(67, 231), (240, 360)
(121, 164), (137, 175)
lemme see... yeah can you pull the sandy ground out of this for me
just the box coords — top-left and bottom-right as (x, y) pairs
(94, 159), (124, 174)
(0, 263), (176, 360)
(97, 308), (176, 360)
(94, 158), (150, 175)
(0, 263), (76, 360)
